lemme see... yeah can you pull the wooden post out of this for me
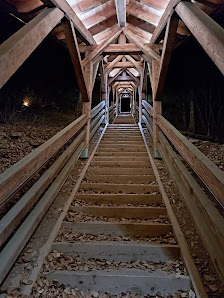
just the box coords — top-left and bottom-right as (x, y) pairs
(138, 86), (142, 124)
(116, 88), (119, 116)
(152, 60), (162, 159)
(81, 99), (91, 158)
(105, 72), (109, 123)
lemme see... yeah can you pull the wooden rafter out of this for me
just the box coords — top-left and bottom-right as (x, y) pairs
(154, 13), (179, 100)
(150, 0), (181, 44)
(104, 55), (123, 72)
(127, 0), (161, 26)
(82, 27), (122, 67)
(115, 0), (126, 27)
(51, 0), (96, 45)
(0, 8), (64, 89)
(123, 27), (161, 62)
(103, 44), (142, 55)
(62, 19), (90, 102)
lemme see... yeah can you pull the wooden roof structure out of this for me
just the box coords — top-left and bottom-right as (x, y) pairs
(1, 0), (224, 103)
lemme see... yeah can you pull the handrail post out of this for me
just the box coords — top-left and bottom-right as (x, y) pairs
(80, 95), (91, 159)
(138, 86), (142, 124)
(152, 60), (162, 159)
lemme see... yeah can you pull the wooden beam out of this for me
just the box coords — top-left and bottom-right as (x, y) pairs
(125, 55), (142, 74)
(104, 55), (123, 72)
(150, 0), (181, 44)
(82, 27), (122, 67)
(99, 61), (106, 93)
(51, 0), (96, 45)
(103, 44), (142, 55)
(108, 69), (123, 85)
(123, 27), (161, 62)
(175, 1), (224, 75)
(0, 8), (64, 89)
(115, 0), (126, 27)
(126, 69), (140, 85)
(154, 13), (179, 100)
(62, 20), (89, 102)
(114, 76), (135, 81)
(113, 62), (142, 68)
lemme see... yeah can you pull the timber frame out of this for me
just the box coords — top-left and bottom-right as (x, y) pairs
(0, 0), (224, 290)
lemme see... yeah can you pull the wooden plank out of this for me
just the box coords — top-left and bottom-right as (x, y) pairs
(0, 142), (84, 286)
(0, 132), (85, 248)
(82, 27), (122, 67)
(123, 26), (161, 62)
(79, 183), (158, 193)
(0, 8), (64, 89)
(51, 0), (96, 45)
(52, 241), (179, 262)
(0, 114), (87, 203)
(63, 221), (172, 237)
(175, 1), (224, 75)
(142, 100), (153, 116)
(90, 109), (105, 130)
(103, 44), (142, 55)
(150, 0), (181, 44)
(75, 193), (162, 204)
(112, 62), (141, 68)
(70, 206), (167, 219)
(89, 15), (118, 36)
(90, 115), (105, 139)
(115, 0), (126, 27)
(62, 20), (89, 102)
(91, 101), (106, 119)
(154, 13), (179, 101)
(158, 131), (224, 283)
(157, 115), (224, 205)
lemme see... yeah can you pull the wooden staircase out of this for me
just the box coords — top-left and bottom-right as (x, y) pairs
(42, 116), (191, 296)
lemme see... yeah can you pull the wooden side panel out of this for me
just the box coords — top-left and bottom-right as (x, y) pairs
(157, 115), (224, 205)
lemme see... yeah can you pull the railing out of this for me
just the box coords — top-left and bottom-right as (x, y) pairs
(141, 100), (153, 136)
(134, 102), (139, 123)
(0, 102), (105, 284)
(156, 116), (224, 283)
(109, 104), (117, 123)
(90, 101), (105, 138)
(139, 98), (224, 283)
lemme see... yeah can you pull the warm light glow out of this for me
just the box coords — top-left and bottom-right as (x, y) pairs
(23, 98), (31, 107)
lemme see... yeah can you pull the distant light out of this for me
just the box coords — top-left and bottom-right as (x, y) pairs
(23, 99), (30, 107)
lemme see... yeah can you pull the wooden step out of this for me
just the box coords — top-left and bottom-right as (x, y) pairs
(43, 269), (190, 296)
(87, 167), (153, 175)
(70, 206), (167, 219)
(62, 221), (172, 237)
(79, 183), (159, 193)
(93, 156), (149, 162)
(98, 144), (146, 151)
(75, 194), (163, 205)
(90, 161), (150, 168)
(52, 241), (180, 262)
(84, 174), (156, 184)
(95, 151), (148, 157)
(100, 141), (144, 145)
